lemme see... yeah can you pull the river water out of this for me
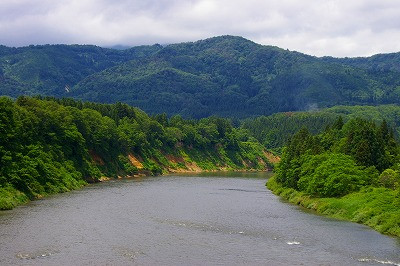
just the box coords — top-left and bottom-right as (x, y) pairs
(0, 172), (399, 266)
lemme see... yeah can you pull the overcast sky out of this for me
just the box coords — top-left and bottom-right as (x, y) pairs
(0, 0), (399, 57)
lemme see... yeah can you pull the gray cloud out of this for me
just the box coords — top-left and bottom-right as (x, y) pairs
(0, 0), (399, 57)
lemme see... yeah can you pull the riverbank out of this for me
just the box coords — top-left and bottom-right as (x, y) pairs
(267, 175), (400, 237)
(4, 175), (398, 265)
(0, 180), (87, 211)
(1, 96), (278, 211)
(0, 151), (272, 211)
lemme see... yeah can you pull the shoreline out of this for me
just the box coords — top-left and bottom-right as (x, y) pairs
(0, 167), (271, 211)
(267, 175), (400, 238)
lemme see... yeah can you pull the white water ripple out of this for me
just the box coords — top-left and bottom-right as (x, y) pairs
(358, 258), (400, 266)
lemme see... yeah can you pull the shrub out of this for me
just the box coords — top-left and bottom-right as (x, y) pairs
(298, 153), (377, 197)
(379, 169), (399, 189)
(118, 155), (138, 175)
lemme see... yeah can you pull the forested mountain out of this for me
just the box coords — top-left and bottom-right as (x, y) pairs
(0, 44), (162, 97)
(1, 36), (400, 118)
(322, 52), (400, 72)
(71, 36), (400, 118)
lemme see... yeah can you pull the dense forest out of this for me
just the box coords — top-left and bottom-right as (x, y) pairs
(2, 36), (400, 118)
(0, 96), (271, 210)
(1, 36), (400, 236)
(268, 117), (400, 236)
(0, 44), (162, 97)
(242, 104), (400, 153)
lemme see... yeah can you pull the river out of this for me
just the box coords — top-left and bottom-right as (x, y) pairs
(0, 172), (399, 265)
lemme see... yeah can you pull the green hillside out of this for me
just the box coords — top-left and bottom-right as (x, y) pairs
(242, 104), (400, 153)
(268, 117), (400, 236)
(1, 36), (400, 118)
(0, 44), (162, 97)
(0, 96), (272, 210)
(70, 36), (400, 118)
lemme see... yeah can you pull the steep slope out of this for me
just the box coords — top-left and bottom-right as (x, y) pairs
(0, 96), (272, 209)
(71, 36), (400, 118)
(0, 44), (162, 97)
(1, 36), (400, 118)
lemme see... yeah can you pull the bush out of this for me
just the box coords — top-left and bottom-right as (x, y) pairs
(0, 185), (29, 210)
(298, 153), (377, 197)
(118, 155), (138, 175)
(379, 169), (399, 189)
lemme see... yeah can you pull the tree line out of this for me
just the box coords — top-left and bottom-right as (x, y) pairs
(0, 96), (270, 209)
(275, 117), (400, 197)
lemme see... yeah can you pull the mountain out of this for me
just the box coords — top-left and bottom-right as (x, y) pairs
(1, 36), (400, 118)
(322, 52), (400, 73)
(0, 44), (162, 97)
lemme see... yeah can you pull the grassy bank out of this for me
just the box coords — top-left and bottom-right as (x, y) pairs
(0, 150), (270, 211)
(0, 186), (30, 210)
(0, 141), (271, 211)
(267, 175), (400, 237)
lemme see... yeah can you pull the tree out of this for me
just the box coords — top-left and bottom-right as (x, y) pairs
(379, 169), (399, 189)
(298, 153), (376, 197)
(339, 118), (388, 171)
(275, 128), (322, 188)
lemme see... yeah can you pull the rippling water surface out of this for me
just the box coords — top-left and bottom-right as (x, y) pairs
(0, 172), (399, 265)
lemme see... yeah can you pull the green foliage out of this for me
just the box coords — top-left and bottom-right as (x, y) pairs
(268, 176), (400, 237)
(0, 96), (272, 209)
(269, 115), (400, 235)
(0, 185), (29, 210)
(275, 117), (399, 197)
(117, 155), (138, 175)
(298, 153), (376, 197)
(69, 37), (400, 118)
(338, 118), (389, 171)
(0, 44), (162, 97)
(2, 36), (400, 118)
(379, 169), (399, 189)
(242, 104), (400, 152)
(145, 161), (163, 176)
(275, 128), (322, 188)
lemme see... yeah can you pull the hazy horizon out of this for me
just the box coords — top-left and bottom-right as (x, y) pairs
(1, 34), (398, 59)
(1, 0), (400, 57)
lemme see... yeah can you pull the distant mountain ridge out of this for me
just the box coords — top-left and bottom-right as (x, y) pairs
(1, 36), (400, 118)
(0, 44), (163, 97)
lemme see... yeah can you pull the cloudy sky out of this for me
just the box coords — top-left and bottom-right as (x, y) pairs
(0, 0), (399, 57)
